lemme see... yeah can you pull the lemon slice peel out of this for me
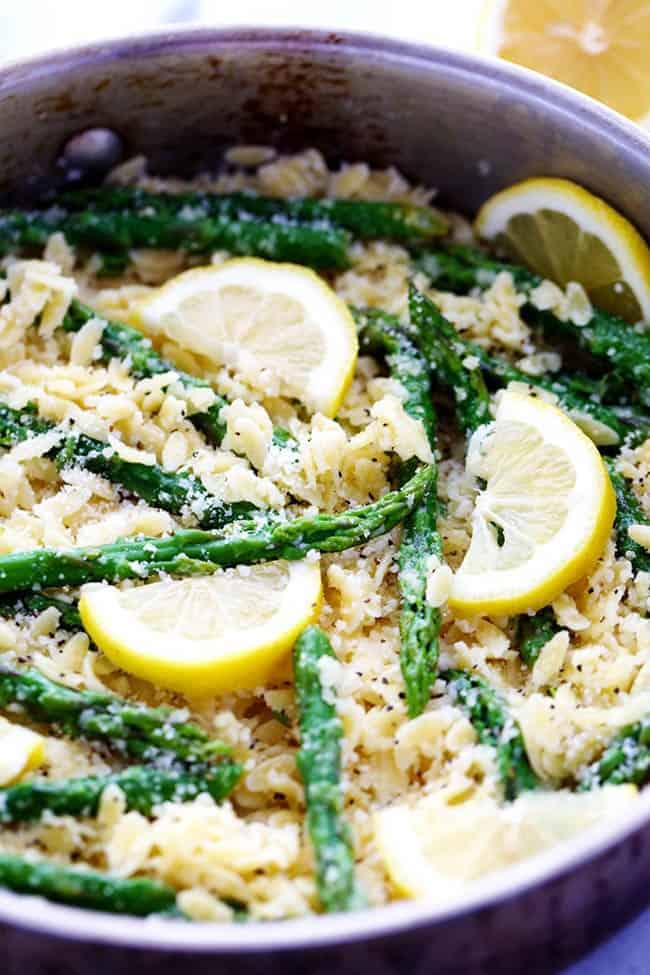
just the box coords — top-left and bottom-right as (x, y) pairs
(0, 717), (46, 786)
(475, 177), (650, 323)
(134, 258), (358, 417)
(449, 389), (616, 615)
(375, 785), (638, 900)
(79, 559), (323, 695)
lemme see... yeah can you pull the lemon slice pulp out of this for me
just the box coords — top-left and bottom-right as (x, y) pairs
(79, 559), (322, 695)
(0, 716), (45, 786)
(449, 389), (615, 615)
(375, 785), (637, 900)
(134, 258), (358, 417)
(475, 177), (650, 322)
(479, 0), (650, 125)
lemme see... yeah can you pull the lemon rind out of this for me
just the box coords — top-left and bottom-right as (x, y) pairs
(79, 560), (323, 695)
(134, 257), (358, 418)
(475, 177), (650, 322)
(449, 390), (616, 616)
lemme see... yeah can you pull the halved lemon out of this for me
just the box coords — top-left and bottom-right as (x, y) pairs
(475, 177), (650, 322)
(375, 785), (637, 900)
(449, 388), (616, 615)
(79, 560), (322, 696)
(134, 258), (358, 417)
(480, 0), (650, 126)
(0, 717), (45, 786)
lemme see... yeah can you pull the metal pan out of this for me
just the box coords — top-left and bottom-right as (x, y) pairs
(1, 27), (649, 975)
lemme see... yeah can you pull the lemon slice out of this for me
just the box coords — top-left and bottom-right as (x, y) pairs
(0, 716), (45, 786)
(375, 785), (637, 900)
(479, 0), (650, 126)
(475, 177), (650, 322)
(134, 258), (358, 417)
(79, 560), (322, 695)
(449, 389), (615, 615)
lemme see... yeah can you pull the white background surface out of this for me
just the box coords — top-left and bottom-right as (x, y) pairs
(0, 1), (648, 972)
(0, 0), (484, 63)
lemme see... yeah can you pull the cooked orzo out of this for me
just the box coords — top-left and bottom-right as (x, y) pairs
(0, 148), (647, 921)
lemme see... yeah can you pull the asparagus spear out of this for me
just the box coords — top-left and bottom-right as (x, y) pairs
(0, 592), (82, 630)
(0, 665), (229, 764)
(605, 458), (650, 575)
(0, 401), (256, 528)
(0, 401), (50, 440)
(0, 464), (432, 593)
(517, 607), (560, 668)
(442, 669), (539, 800)
(0, 206), (352, 271)
(0, 853), (180, 916)
(58, 185), (448, 243)
(356, 308), (437, 436)
(358, 305), (564, 717)
(408, 285), (491, 436)
(404, 295), (572, 678)
(405, 296), (646, 447)
(415, 244), (537, 294)
(416, 247), (650, 442)
(0, 761), (242, 824)
(405, 294), (648, 620)
(62, 300), (292, 450)
(578, 717), (650, 789)
(356, 308), (443, 717)
(293, 625), (364, 912)
(415, 244), (650, 408)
